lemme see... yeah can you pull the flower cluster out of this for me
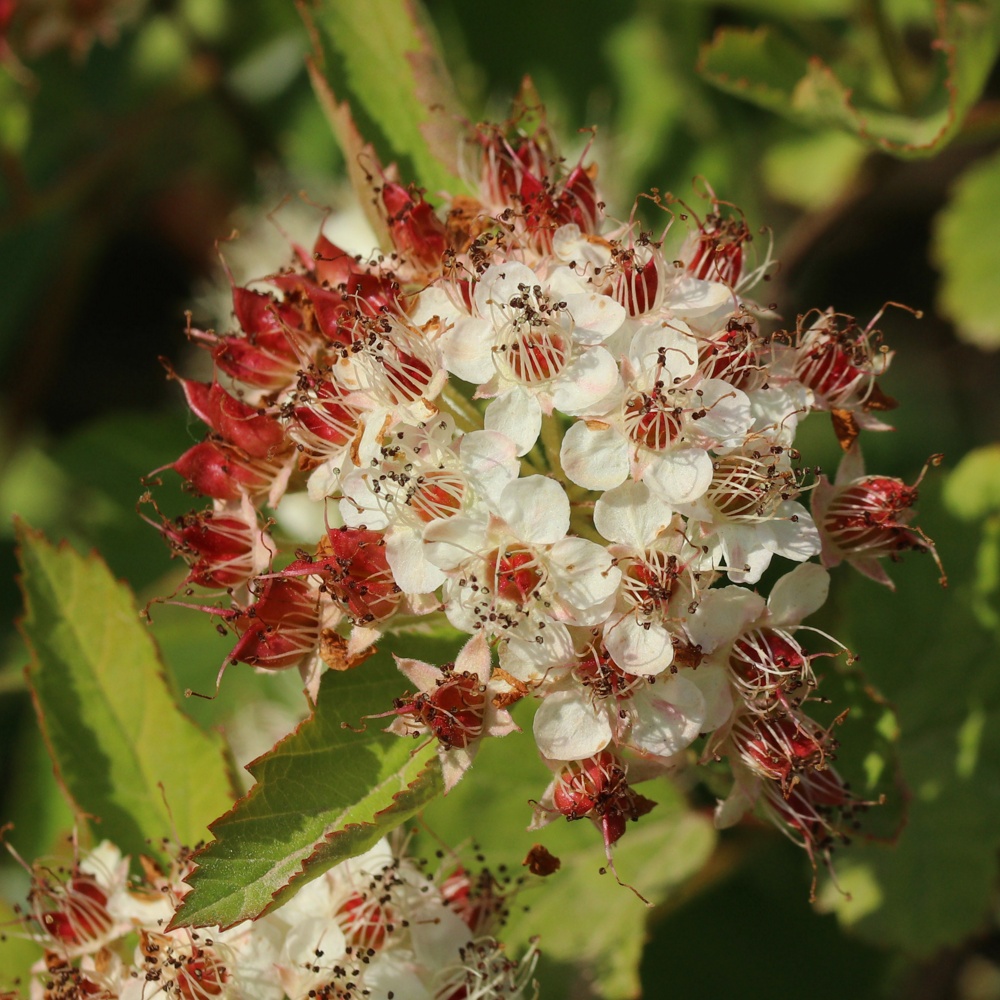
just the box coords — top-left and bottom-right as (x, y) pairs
(8, 837), (537, 999)
(147, 117), (941, 874)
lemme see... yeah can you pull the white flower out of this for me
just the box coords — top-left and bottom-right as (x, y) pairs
(560, 320), (753, 503)
(441, 261), (625, 454)
(424, 475), (620, 638)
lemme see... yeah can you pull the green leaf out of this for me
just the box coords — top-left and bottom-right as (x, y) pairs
(303, 0), (467, 197)
(417, 709), (716, 999)
(171, 632), (460, 929)
(16, 523), (235, 863)
(933, 150), (1000, 349)
(698, 2), (1000, 158)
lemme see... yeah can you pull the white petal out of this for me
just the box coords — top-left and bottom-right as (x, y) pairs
(684, 663), (734, 732)
(561, 420), (629, 491)
(629, 674), (705, 757)
(498, 475), (570, 544)
(690, 379), (752, 447)
(551, 347), (620, 415)
(687, 586), (764, 651)
(603, 615), (674, 674)
(760, 501), (821, 561)
(440, 317), (495, 384)
(534, 688), (612, 759)
(593, 480), (674, 547)
(767, 563), (830, 625)
(501, 619), (575, 683)
(423, 515), (487, 570)
(475, 261), (538, 314)
(484, 386), (543, 456)
(386, 527), (446, 594)
(460, 429), (520, 505)
(665, 274), (735, 317)
(627, 320), (698, 381)
(564, 290), (627, 344)
(547, 537), (621, 619)
(643, 447), (713, 505)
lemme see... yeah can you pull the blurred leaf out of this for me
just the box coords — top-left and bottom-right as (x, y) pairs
(417, 709), (716, 999)
(944, 445), (1000, 521)
(943, 447), (1000, 631)
(933, 149), (1000, 350)
(171, 629), (462, 929)
(304, 0), (467, 197)
(762, 129), (868, 209)
(17, 524), (235, 864)
(698, 2), (1000, 158)
(52, 412), (193, 589)
(816, 485), (1000, 953)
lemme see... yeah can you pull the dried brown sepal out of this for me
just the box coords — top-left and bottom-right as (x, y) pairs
(863, 383), (899, 412)
(320, 630), (376, 672)
(831, 408), (860, 451)
(523, 843), (561, 877)
(491, 667), (530, 709)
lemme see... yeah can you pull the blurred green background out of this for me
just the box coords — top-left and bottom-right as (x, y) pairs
(2, 0), (1000, 996)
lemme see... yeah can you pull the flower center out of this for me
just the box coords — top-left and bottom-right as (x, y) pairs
(704, 454), (794, 522)
(488, 546), (545, 605)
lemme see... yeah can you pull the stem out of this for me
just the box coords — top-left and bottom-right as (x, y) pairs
(540, 413), (566, 481)
(863, 0), (919, 112)
(438, 385), (484, 432)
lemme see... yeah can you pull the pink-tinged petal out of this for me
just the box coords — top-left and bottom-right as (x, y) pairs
(551, 347), (620, 415)
(715, 771), (761, 829)
(767, 563), (830, 626)
(459, 430), (519, 505)
(424, 515), (488, 570)
(484, 387), (542, 456)
(440, 745), (477, 794)
(386, 527), (446, 595)
(561, 420), (629, 490)
(629, 674), (705, 757)
(593, 481), (675, 547)
(643, 447), (713, 505)
(687, 586), (764, 652)
(534, 688), (612, 760)
(604, 615), (673, 674)
(393, 655), (443, 693)
(498, 476), (570, 544)
(564, 291), (627, 344)
(455, 632), (492, 683)
(547, 537), (620, 620)
(849, 556), (897, 590)
(835, 442), (867, 485)
(440, 317), (495, 384)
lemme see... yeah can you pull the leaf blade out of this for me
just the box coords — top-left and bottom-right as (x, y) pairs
(16, 523), (235, 863)
(171, 636), (457, 929)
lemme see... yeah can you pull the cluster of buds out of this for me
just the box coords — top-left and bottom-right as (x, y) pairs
(146, 114), (941, 877)
(7, 836), (538, 999)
